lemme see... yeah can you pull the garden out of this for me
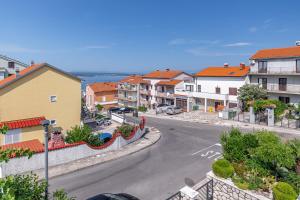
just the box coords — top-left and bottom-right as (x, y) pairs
(212, 128), (300, 200)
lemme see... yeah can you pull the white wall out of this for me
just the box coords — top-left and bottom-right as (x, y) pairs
(0, 57), (27, 79)
(250, 58), (299, 73)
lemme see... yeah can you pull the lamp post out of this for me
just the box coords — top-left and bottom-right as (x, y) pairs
(41, 120), (50, 200)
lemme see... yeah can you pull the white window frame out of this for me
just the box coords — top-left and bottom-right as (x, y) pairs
(4, 129), (21, 144)
(50, 95), (57, 102)
(50, 119), (57, 125)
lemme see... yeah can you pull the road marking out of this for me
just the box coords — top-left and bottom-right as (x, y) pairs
(214, 155), (223, 161)
(207, 152), (221, 159)
(191, 143), (221, 156)
(201, 150), (214, 157)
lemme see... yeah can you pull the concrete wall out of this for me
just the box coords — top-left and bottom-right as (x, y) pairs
(0, 123), (146, 177)
(0, 66), (81, 134)
(0, 57), (27, 78)
(250, 58), (299, 73)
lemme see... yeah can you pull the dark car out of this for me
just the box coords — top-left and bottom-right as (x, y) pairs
(109, 107), (121, 113)
(87, 193), (140, 200)
(117, 107), (134, 114)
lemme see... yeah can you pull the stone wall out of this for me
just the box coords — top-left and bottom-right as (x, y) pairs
(207, 171), (271, 200)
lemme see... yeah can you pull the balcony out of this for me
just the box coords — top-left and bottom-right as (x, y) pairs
(254, 83), (300, 94)
(250, 66), (300, 75)
(155, 91), (175, 98)
(118, 95), (137, 102)
(118, 85), (137, 91)
(140, 98), (150, 105)
(175, 89), (230, 101)
(139, 89), (151, 95)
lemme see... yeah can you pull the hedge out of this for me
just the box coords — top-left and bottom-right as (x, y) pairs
(212, 159), (234, 179)
(272, 182), (297, 200)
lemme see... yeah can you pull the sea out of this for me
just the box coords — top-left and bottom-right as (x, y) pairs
(71, 72), (136, 90)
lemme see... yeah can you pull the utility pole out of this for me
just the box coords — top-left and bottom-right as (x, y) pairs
(41, 120), (50, 200)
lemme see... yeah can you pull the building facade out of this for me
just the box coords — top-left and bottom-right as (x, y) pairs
(175, 64), (250, 112)
(249, 44), (300, 104)
(0, 54), (28, 80)
(0, 63), (81, 145)
(86, 82), (118, 111)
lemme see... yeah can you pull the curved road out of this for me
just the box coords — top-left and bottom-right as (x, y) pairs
(49, 117), (296, 200)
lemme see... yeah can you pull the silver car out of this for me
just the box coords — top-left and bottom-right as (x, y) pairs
(166, 106), (183, 115)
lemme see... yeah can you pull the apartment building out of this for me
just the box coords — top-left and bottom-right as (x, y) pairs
(0, 54), (28, 80)
(118, 75), (151, 108)
(249, 43), (300, 104)
(175, 64), (250, 112)
(0, 63), (81, 145)
(142, 69), (193, 108)
(86, 82), (118, 111)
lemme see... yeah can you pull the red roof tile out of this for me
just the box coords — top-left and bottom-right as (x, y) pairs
(156, 80), (182, 86)
(0, 139), (44, 153)
(195, 66), (249, 77)
(251, 46), (300, 59)
(143, 69), (184, 79)
(89, 82), (117, 93)
(120, 75), (150, 84)
(0, 117), (46, 130)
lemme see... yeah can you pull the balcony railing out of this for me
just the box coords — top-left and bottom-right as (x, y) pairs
(156, 91), (175, 98)
(118, 85), (137, 91)
(255, 83), (300, 94)
(140, 99), (150, 105)
(118, 96), (137, 101)
(139, 89), (151, 95)
(250, 66), (300, 75)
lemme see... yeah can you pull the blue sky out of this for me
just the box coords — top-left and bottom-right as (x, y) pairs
(0, 0), (299, 73)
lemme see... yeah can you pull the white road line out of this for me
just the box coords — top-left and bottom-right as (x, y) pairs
(208, 152), (221, 159)
(214, 155), (223, 161)
(201, 150), (214, 157)
(191, 143), (221, 156)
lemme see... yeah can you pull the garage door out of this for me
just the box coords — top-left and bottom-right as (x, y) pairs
(176, 98), (187, 112)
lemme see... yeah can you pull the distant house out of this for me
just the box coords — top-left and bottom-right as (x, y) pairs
(175, 63), (250, 112)
(249, 43), (300, 104)
(0, 63), (81, 145)
(86, 82), (118, 111)
(0, 54), (29, 80)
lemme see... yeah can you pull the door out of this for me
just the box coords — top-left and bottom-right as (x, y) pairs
(215, 102), (221, 110)
(176, 98), (187, 112)
(279, 78), (287, 91)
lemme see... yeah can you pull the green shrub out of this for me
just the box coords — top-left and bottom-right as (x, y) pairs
(232, 176), (249, 190)
(65, 125), (92, 144)
(212, 159), (234, 178)
(253, 99), (287, 120)
(86, 134), (104, 146)
(232, 162), (247, 178)
(281, 172), (300, 194)
(117, 124), (134, 137)
(138, 106), (147, 112)
(96, 104), (103, 111)
(272, 182), (297, 200)
(247, 176), (263, 190)
(52, 189), (75, 200)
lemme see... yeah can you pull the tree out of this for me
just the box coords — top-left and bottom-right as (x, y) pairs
(238, 84), (267, 111)
(96, 104), (103, 112)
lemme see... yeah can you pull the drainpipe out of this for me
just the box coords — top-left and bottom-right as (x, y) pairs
(41, 120), (50, 200)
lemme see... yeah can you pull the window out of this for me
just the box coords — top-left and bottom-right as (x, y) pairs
(279, 78), (287, 91)
(4, 129), (21, 144)
(102, 96), (106, 102)
(258, 78), (267, 89)
(8, 62), (15, 69)
(215, 87), (221, 94)
(185, 85), (194, 92)
(279, 96), (290, 104)
(50, 120), (56, 125)
(50, 95), (57, 102)
(229, 88), (237, 96)
(297, 60), (300, 73)
(197, 85), (201, 92)
(258, 61), (267, 73)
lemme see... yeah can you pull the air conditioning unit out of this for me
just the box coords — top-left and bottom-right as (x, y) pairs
(296, 41), (300, 46)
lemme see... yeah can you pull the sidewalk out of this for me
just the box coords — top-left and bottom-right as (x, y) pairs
(34, 127), (161, 180)
(141, 111), (300, 137)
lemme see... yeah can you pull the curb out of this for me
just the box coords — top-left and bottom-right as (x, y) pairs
(33, 127), (161, 180)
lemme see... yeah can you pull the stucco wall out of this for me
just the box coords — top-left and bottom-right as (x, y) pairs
(250, 58), (299, 73)
(0, 66), (81, 133)
(1, 125), (146, 177)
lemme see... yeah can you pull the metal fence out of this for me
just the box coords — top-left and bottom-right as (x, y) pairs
(166, 179), (213, 200)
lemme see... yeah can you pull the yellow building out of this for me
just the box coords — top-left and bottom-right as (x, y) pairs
(0, 63), (81, 145)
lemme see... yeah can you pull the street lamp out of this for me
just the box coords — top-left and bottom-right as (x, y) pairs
(41, 120), (50, 200)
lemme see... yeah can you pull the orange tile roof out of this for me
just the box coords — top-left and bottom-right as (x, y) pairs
(156, 79), (183, 86)
(251, 46), (300, 59)
(143, 69), (184, 79)
(0, 117), (45, 130)
(0, 63), (81, 88)
(195, 66), (250, 77)
(89, 82), (117, 93)
(120, 75), (150, 84)
(0, 139), (44, 153)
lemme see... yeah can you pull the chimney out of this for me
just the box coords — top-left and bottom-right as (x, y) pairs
(166, 68), (170, 71)
(15, 67), (20, 77)
(31, 60), (35, 65)
(240, 63), (246, 70)
(296, 41), (300, 46)
(224, 63), (229, 68)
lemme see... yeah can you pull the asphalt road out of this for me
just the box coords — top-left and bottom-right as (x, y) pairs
(49, 117), (298, 200)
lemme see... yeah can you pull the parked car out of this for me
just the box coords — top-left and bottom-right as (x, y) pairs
(109, 107), (121, 113)
(98, 132), (112, 143)
(166, 106), (183, 115)
(117, 107), (134, 114)
(87, 193), (140, 200)
(156, 103), (172, 113)
(96, 117), (111, 126)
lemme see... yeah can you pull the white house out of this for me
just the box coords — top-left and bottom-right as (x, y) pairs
(0, 55), (28, 80)
(249, 43), (300, 104)
(142, 69), (193, 109)
(175, 63), (250, 112)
